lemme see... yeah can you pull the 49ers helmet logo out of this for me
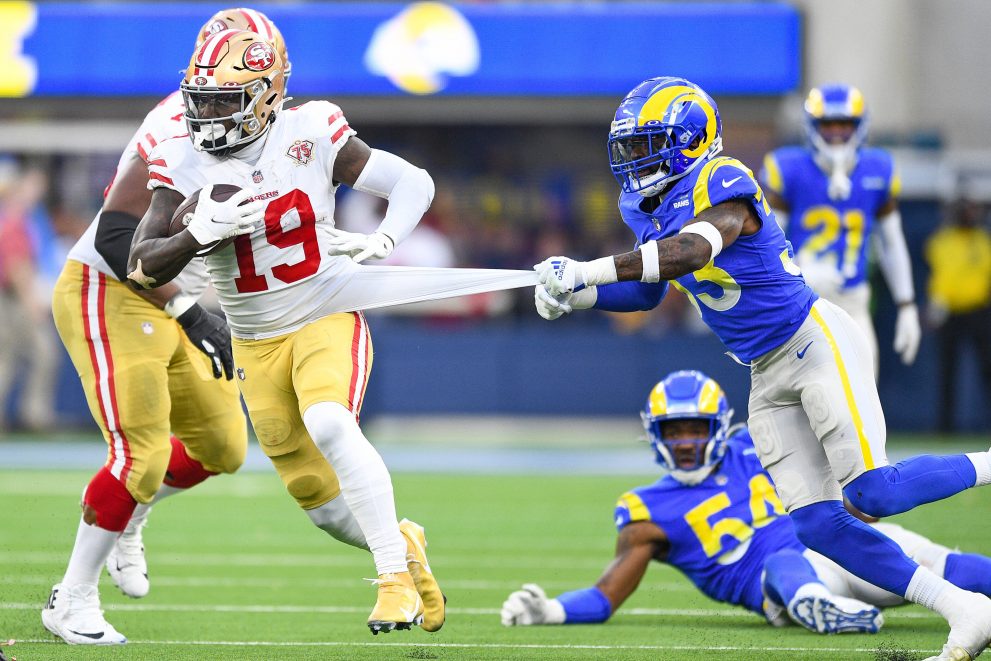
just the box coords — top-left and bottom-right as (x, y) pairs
(243, 42), (275, 71)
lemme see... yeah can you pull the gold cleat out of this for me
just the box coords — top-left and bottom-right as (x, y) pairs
(367, 571), (423, 635)
(400, 518), (446, 632)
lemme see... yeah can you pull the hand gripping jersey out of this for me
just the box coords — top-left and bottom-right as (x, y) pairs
(618, 156), (817, 362)
(147, 101), (363, 339)
(761, 147), (900, 288)
(614, 428), (804, 613)
(66, 91), (210, 297)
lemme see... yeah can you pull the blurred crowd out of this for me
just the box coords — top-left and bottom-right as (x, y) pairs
(1, 124), (990, 432)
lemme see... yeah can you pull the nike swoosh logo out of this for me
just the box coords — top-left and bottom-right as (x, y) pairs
(68, 629), (106, 640)
(722, 176), (742, 188)
(797, 341), (813, 359)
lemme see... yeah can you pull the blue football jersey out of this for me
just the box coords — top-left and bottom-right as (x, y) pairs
(619, 155), (817, 362)
(614, 428), (804, 614)
(761, 147), (900, 288)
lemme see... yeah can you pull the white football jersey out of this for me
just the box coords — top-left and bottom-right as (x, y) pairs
(147, 101), (364, 339)
(67, 91), (210, 297)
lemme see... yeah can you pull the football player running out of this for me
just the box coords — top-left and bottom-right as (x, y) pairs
(503, 371), (991, 635)
(760, 84), (920, 372)
(533, 77), (991, 660)
(128, 29), (442, 635)
(42, 8), (290, 646)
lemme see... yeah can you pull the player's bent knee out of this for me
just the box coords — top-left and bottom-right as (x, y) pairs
(843, 467), (902, 517)
(282, 457), (341, 510)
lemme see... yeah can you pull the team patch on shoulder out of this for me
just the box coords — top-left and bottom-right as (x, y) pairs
(286, 140), (314, 165)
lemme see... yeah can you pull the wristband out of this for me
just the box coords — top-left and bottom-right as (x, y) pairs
(639, 241), (660, 283)
(679, 221), (723, 260)
(164, 293), (197, 319)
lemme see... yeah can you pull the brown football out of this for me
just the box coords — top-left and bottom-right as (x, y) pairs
(168, 184), (245, 255)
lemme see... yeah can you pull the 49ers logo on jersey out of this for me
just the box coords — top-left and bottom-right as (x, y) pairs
(287, 140), (314, 165)
(243, 42), (275, 72)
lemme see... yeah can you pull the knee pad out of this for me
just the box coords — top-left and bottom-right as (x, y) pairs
(280, 454), (342, 510)
(843, 467), (897, 517)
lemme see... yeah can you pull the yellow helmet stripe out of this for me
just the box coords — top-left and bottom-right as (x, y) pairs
(696, 379), (724, 414)
(647, 382), (668, 416)
(638, 85), (717, 159)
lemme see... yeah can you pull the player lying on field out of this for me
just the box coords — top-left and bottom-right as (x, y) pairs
(502, 370), (991, 633)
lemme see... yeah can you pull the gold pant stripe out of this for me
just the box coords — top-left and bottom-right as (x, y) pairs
(81, 264), (134, 482)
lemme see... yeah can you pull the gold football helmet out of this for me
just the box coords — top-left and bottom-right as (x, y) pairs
(197, 7), (291, 79)
(182, 29), (286, 155)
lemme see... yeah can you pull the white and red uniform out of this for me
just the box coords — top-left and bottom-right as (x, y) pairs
(148, 101), (361, 338)
(67, 91), (208, 296)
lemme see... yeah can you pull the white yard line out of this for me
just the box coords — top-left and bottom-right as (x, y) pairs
(10, 638), (935, 654)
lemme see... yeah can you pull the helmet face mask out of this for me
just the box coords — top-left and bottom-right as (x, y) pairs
(803, 84), (869, 169)
(641, 370), (733, 485)
(182, 30), (285, 156)
(609, 77), (723, 197)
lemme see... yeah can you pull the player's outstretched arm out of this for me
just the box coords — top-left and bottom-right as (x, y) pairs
(535, 199), (757, 297)
(327, 136), (435, 263)
(501, 521), (668, 626)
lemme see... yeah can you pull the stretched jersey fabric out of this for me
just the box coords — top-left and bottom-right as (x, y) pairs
(761, 147), (899, 288)
(614, 428), (803, 614)
(66, 91), (209, 298)
(617, 156), (816, 362)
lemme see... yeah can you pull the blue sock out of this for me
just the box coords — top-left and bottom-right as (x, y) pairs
(844, 455), (977, 517)
(556, 586), (612, 624)
(944, 553), (991, 596)
(790, 500), (918, 595)
(762, 549), (822, 607)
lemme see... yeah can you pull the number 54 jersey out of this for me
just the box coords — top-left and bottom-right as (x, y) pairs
(147, 101), (361, 339)
(614, 428), (804, 614)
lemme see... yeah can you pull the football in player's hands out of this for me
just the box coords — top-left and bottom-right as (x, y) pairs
(169, 184), (247, 255)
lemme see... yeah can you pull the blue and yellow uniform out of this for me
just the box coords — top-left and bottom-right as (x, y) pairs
(761, 147), (900, 288)
(614, 427), (798, 613)
(609, 156), (817, 362)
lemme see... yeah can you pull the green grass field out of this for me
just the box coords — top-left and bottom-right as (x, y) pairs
(2, 466), (988, 660)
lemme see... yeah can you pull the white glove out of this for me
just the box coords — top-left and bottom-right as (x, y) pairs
(797, 255), (844, 299)
(501, 584), (565, 626)
(534, 285), (598, 321)
(535, 256), (586, 297)
(894, 303), (921, 365)
(185, 186), (264, 247)
(326, 228), (395, 263)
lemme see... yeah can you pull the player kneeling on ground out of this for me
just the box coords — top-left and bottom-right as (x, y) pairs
(502, 371), (991, 634)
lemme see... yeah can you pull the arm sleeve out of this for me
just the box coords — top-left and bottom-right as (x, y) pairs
(593, 280), (667, 312)
(555, 587), (613, 624)
(876, 209), (915, 305)
(94, 210), (141, 281)
(352, 148), (435, 246)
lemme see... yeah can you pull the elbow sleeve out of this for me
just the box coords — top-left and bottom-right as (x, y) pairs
(94, 210), (141, 281)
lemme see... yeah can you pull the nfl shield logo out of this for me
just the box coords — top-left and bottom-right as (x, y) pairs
(252, 170), (263, 183)
(237, 368), (246, 381)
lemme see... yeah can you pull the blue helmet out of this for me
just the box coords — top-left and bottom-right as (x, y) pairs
(608, 77), (723, 197)
(640, 370), (733, 484)
(803, 83), (869, 158)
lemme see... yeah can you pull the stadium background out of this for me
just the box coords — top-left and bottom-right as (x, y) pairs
(1, 2), (991, 658)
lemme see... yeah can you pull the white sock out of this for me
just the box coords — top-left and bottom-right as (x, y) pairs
(127, 484), (183, 532)
(306, 496), (369, 550)
(62, 518), (119, 586)
(966, 452), (991, 487)
(905, 566), (953, 613)
(302, 402), (407, 575)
